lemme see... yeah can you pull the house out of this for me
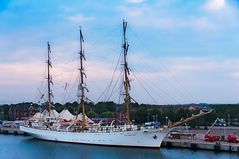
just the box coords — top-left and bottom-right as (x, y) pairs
(0, 105), (10, 120)
(8, 103), (39, 120)
(176, 105), (201, 111)
(0, 106), (5, 120)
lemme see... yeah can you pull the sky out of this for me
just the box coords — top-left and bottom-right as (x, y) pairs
(1, 0), (239, 105)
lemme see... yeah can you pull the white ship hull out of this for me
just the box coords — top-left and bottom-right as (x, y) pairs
(20, 126), (169, 148)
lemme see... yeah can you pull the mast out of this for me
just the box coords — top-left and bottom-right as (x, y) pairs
(47, 42), (53, 116)
(78, 27), (87, 128)
(122, 20), (131, 124)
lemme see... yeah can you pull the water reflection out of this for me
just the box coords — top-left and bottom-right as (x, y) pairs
(19, 137), (164, 159)
(0, 135), (238, 159)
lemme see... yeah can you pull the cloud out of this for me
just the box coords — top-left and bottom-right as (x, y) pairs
(130, 54), (218, 74)
(230, 72), (239, 79)
(67, 14), (95, 23)
(128, 54), (239, 103)
(118, 5), (203, 30)
(203, 0), (227, 11)
(192, 17), (216, 30)
(126, 0), (145, 4)
(119, 0), (239, 31)
(1, 0), (239, 104)
(0, 57), (119, 103)
(200, 0), (239, 29)
(0, 61), (44, 85)
(117, 5), (175, 29)
(2, 54), (239, 104)
(127, 8), (145, 16)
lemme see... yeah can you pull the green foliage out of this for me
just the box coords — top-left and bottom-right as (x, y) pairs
(134, 107), (147, 123)
(101, 111), (114, 118)
(87, 111), (97, 118)
(54, 103), (64, 112)
(95, 102), (116, 114)
(1, 102), (239, 127)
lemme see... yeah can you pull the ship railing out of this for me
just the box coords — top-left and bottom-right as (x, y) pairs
(40, 124), (141, 133)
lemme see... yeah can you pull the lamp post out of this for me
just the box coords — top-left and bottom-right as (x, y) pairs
(165, 116), (168, 126)
(228, 114), (230, 126)
(152, 115), (155, 123)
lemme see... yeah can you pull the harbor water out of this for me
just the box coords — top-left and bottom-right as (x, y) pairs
(0, 135), (238, 159)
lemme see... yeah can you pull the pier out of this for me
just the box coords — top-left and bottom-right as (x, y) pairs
(162, 138), (239, 152)
(0, 126), (27, 135)
(162, 126), (239, 152)
(0, 121), (27, 135)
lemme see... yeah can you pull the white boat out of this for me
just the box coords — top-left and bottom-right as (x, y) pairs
(20, 125), (169, 148)
(20, 20), (211, 148)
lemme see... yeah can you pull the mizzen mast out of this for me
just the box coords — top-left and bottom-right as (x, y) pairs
(78, 27), (87, 128)
(122, 20), (131, 124)
(47, 42), (53, 116)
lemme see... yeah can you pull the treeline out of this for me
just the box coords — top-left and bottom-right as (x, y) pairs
(1, 102), (239, 126)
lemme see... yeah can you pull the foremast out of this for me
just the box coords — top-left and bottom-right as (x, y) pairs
(47, 42), (53, 116)
(122, 20), (131, 124)
(78, 27), (87, 128)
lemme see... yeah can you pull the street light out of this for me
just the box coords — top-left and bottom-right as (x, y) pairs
(152, 115), (155, 123)
(165, 116), (168, 126)
(228, 114), (230, 126)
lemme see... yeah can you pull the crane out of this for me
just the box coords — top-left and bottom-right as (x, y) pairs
(204, 118), (223, 142)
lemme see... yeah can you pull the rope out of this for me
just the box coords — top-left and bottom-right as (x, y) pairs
(127, 26), (197, 104)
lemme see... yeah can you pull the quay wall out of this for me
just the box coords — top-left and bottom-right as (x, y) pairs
(162, 138), (239, 152)
(0, 127), (26, 135)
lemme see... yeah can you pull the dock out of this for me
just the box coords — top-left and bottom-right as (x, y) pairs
(0, 120), (28, 135)
(162, 138), (239, 152)
(0, 126), (27, 135)
(161, 126), (239, 152)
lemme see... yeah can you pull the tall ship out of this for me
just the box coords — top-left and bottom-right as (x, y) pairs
(20, 20), (211, 148)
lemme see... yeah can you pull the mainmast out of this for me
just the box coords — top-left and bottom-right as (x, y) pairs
(122, 20), (131, 124)
(78, 27), (87, 128)
(47, 42), (53, 116)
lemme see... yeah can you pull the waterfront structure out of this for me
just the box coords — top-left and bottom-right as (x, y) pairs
(0, 105), (9, 120)
(8, 103), (39, 120)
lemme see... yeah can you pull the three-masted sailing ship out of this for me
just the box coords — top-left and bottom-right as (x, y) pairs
(20, 20), (211, 148)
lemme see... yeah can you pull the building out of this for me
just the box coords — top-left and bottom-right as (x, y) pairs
(8, 103), (39, 121)
(176, 105), (201, 111)
(0, 105), (10, 120)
